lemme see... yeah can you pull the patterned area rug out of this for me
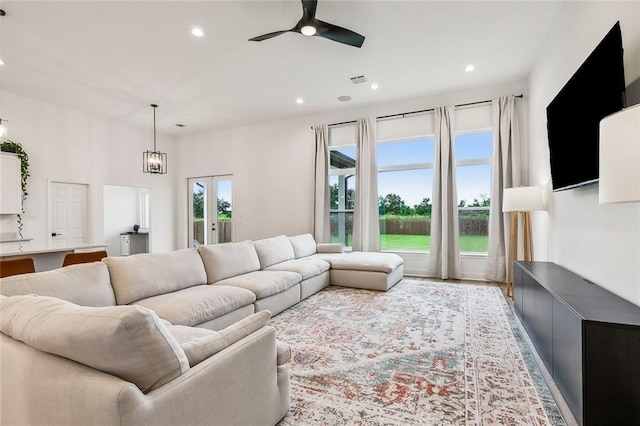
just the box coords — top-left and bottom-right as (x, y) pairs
(271, 279), (565, 425)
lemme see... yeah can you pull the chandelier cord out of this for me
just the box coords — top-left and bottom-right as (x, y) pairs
(152, 104), (157, 151)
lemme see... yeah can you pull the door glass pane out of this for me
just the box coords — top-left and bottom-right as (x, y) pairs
(192, 180), (207, 246)
(217, 179), (232, 244)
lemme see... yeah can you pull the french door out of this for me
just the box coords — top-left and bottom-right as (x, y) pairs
(188, 175), (233, 247)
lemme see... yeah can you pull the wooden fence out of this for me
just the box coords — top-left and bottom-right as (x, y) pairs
(193, 220), (232, 245)
(330, 215), (489, 237)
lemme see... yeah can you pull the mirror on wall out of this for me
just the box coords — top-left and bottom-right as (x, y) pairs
(103, 185), (150, 256)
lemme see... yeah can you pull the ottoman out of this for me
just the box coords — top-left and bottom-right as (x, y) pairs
(330, 252), (404, 291)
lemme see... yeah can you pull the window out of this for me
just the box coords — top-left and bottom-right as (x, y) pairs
(377, 138), (434, 252)
(326, 104), (493, 254)
(329, 145), (356, 246)
(455, 130), (492, 253)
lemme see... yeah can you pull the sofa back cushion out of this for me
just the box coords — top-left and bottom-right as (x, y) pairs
(197, 240), (260, 283)
(288, 234), (318, 258)
(0, 294), (189, 393)
(103, 249), (207, 305)
(253, 235), (295, 268)
(0, 262), (115, 306)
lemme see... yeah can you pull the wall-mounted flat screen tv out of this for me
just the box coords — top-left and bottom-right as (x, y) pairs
(546, 21), (626, 192)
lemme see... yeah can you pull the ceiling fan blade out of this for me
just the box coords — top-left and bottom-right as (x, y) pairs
(315, 19), (365, 48)
(248, 30), (290, 42)
(300, 0), (318, 23)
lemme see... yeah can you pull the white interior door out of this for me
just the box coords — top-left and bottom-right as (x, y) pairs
(188, 176), (233, 247)
(51, 181), (89, 245)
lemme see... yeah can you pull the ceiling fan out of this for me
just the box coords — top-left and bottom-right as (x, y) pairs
(248, 0), (365, 48)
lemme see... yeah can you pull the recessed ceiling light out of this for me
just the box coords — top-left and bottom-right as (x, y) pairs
(465, 64), (475, 72)
(337, 95), (351, 102)
(191, 27), (205, 37)
(296, 98), (304, 104)
(370, 83), (379, 90)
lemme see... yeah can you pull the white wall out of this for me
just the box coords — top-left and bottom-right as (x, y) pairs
(528, 2), (640, 305)
(0, 91), (177, 253)
(103, 185), (149, 256)
(174, 80), (527, 280)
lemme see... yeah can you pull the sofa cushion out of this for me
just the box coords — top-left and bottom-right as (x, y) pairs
(265, 258), (330, 280)
(288, 234), (317, 258)
(0, 294), (189, 393)
(0, 262), (115, 307)
(306, 252), (349, 266)
(215, 270), (301, 299)
(253, 235), (295, 269)
(331, 252), (404, 273)
(134, 284), (256, 327)
(197, 241), (261, 283)
(166, 311), (270, 367)
(316, 243), (345, 254)
(103, 248), (207, 305)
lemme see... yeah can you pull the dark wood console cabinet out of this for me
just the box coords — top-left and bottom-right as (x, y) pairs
(514, 261), (640, 425)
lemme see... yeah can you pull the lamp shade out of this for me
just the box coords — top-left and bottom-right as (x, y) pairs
(503, 186), (545, 212)
(599, 103), (640, 204)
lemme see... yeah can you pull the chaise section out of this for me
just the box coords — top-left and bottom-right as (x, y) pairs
(330, 251), (404, 291)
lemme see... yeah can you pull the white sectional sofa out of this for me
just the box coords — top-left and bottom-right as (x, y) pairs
(0, 233), (403, 426)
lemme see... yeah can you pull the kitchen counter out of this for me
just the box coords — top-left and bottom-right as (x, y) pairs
(0, 242), (109, 272)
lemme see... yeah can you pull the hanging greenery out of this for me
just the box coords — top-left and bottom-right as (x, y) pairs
(1, 140), (30, 237)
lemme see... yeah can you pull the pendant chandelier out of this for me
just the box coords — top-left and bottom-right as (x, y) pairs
(143, 104), (167, 174)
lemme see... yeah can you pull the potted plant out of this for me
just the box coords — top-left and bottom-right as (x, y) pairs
(1, 140), (30, 237)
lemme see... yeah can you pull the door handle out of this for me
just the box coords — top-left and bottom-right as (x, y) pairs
(51, 232), (62, 237)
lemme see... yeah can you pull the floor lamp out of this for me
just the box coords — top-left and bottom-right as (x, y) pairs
(502, 186), (545, 298)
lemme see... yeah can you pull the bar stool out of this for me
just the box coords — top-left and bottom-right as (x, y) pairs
(0, 257), (36, 278)
(62, 250), (108, 267)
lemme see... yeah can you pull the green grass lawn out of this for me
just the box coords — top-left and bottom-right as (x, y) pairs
(376, 234), (490, 253)
(332, 234), (488, 253)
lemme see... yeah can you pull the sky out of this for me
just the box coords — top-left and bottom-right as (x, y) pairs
(332, 131), (493, 207)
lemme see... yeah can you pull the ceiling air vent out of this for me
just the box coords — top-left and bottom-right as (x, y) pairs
(350, 75), (367, 84)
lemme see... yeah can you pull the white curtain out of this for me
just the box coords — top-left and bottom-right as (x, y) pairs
(427, 106), (461, 279)
(352, 117), (380, 252)
(486, 96), (522, 282)
(313, 124), (330, 243)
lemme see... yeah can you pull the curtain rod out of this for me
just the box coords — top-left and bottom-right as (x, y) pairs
(314, 94), (523, 129)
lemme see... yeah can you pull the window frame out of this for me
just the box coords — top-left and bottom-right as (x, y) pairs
(454, 127), (493, 254)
